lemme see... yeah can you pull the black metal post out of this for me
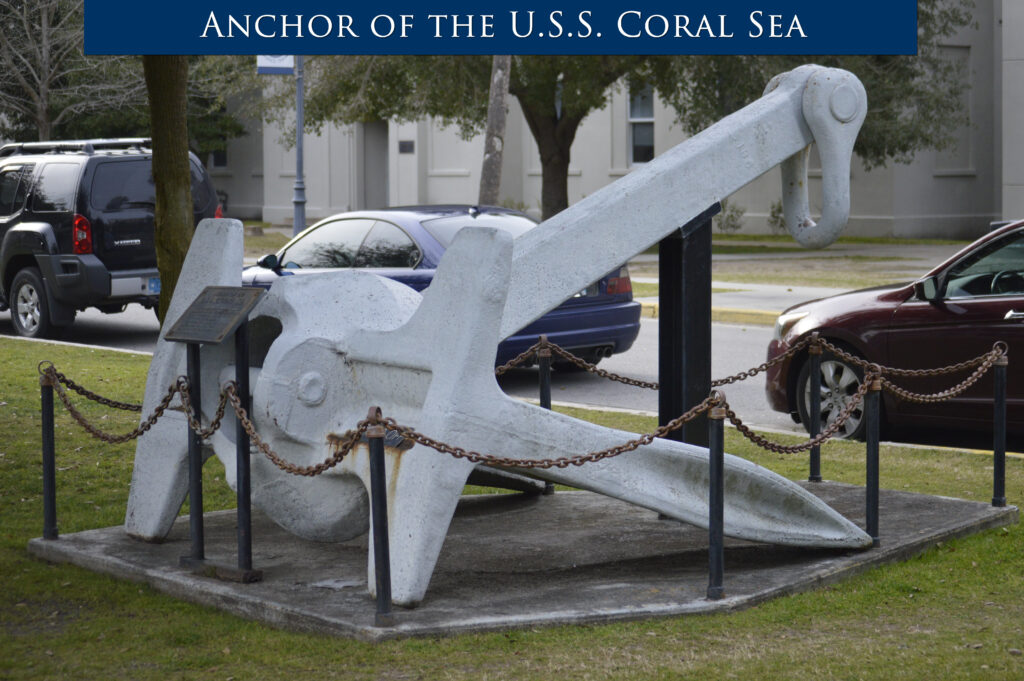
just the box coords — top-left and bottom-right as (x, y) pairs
(993, 355), (1008, 507)
(367, 410), (394, 627)
(538, 337), (552, 411)
(808, 338), (823, 482)
(707, 401), (726, 600)
(537, 337), (555, 495)
(40, 372), (58, 540)
(186, 343), (205, 563)
(865, 376), (881, 547)
(659, 204), (720, 448)
(235, 321), (255, 575)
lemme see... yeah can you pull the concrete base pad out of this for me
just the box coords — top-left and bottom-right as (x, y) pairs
(28, 483), (1017, 642)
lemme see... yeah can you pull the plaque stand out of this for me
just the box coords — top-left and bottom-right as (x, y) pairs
(165, 286), (266, 583)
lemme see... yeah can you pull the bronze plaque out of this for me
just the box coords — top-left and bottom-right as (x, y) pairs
(165, 286), (267, 345)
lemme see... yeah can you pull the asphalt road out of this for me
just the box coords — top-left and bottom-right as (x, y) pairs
(0, 303), (160, 353)
(1, 306), (797, 433)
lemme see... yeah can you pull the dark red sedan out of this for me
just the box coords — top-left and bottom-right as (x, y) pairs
(765, 221), (1024, 440)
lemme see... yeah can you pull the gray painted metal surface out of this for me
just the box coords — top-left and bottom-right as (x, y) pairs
(126, 65), (872, 607)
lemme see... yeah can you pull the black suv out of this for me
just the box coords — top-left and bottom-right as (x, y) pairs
(0, 139), (219, 337)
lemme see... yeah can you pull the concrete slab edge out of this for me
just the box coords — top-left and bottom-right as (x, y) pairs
(26, 501), (1018, 642)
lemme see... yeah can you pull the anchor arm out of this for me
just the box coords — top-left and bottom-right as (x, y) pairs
(500, 65), (867, 336)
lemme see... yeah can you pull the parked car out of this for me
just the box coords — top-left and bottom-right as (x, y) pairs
(765, 220), (1024, 440)
(0, 138), (220, 338)
(243, 205), (642, 367)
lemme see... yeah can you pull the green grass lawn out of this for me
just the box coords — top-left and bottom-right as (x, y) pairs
(2, 338), (1022, 680)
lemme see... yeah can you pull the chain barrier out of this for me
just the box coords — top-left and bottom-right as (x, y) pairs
(178, 380), (230, 440)
(37, 334), (1009, 473)
(40, 363), (179, 444)
(224, 382), (371, 476)
(725, 373), (877, 454)
(38, 361), (142, 412)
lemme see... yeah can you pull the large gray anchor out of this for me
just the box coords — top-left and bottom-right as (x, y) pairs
(126, 65), (870, 606)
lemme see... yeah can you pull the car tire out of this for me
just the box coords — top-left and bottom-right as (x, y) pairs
(11, 267), (61, 338)
(796, 350), (867, 441)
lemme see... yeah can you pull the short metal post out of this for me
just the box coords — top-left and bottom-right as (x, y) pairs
(707, 400), (726, 600)
(40, 372), (58, 540)
(993, 355), (1008, 507)
(538, 337), (552, 410)
(865, 376), (881, 547)
(808, 337), (823, 482)
(186, 343), (205, 563)
(537, 337), (555, 495)
(234, 321), (256, 576)
(367, 408), (394, 627)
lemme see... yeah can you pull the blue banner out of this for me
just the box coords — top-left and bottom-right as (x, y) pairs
(84, 1), (917, 55)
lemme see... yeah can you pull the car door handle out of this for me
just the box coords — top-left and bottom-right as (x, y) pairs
(1004, 309), (1024, 321)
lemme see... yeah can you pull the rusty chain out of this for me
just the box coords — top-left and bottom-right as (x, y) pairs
(38, 332), (1010, 470)
(379, 394), (721, 469)
(816, 338), (1006, 380)
(38, 361), (142, 412)
(177, 379), (230, 440)
(711, 334), (817, 388)
(42, 364), (180, 444)
(224, 382), (371, 476)
(494, 340), (547, 376)
(494, 336), (816, 391)
(879, 344), (1004, 404)
(726, 372), (877, 453)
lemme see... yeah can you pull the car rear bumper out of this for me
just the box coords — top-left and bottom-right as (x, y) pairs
(37, 254), (159, 308)
(496, 300), (642, 366)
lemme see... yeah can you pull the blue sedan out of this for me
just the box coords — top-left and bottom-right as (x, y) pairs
(243, 205), (642, 367)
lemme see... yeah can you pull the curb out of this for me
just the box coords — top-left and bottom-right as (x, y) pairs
(640, 301), (779, 327)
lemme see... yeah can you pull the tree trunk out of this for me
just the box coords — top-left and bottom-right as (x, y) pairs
(516, 96), (582, 220)
(478, 55), (511, 206)
(143, 56), (192, 322)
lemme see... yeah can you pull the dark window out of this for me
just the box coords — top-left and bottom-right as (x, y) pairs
(629, 84), (655, 165)
(279, 218), (375, 268)
(0, 165), (31, 217)
(356, 221), (421, 267)
(946, 231), (1024, 298)
(90, 160), (155, 211)
(32, 163), (78, 212)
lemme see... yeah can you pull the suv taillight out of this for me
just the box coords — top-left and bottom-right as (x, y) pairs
(215, 203), (223, 219)
(606, 266), (632, 295)
(72, 214), (93, 254)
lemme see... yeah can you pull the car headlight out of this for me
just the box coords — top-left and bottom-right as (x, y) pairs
(773, 310), (808, 342)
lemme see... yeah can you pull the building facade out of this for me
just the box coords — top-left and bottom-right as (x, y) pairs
(212, 0), (1021, 241)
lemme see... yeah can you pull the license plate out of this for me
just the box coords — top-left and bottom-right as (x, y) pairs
(147, 277), (161, 294)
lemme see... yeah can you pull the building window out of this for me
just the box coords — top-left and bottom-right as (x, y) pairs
(629, 84), (655, 165)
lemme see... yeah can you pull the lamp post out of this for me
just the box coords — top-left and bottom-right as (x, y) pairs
(293, 55), (306, 237)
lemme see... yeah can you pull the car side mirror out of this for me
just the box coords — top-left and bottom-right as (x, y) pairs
(256, 253), (279, 270)
(914, 275), (940, 302)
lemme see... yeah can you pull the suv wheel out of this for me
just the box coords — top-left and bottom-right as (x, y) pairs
(11, 268), (53, 338)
